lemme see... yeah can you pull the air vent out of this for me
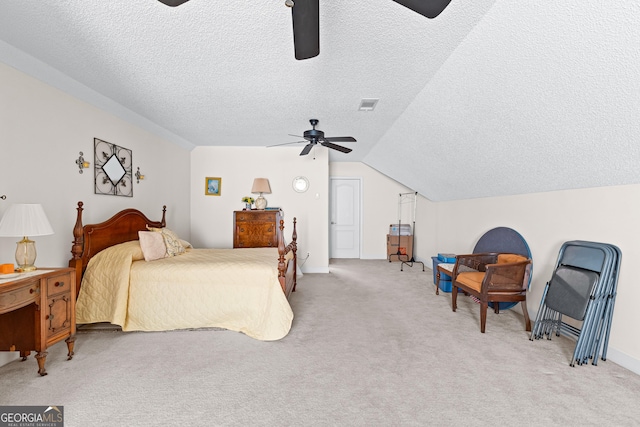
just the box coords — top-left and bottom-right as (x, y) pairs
(358, 98), (379, 111)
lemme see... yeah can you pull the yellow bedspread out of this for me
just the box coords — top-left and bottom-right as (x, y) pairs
(76, 241), (293, 340)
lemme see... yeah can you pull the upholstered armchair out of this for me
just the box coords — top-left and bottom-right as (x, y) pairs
(451, 253), (532, 333)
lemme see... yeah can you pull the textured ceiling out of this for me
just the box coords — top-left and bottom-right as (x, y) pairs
(366, 1), (640, 200)
(1, 1), (639, 201)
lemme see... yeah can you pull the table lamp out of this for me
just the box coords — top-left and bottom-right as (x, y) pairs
(251, 178), (271, 210)
(0, 204), (54, 272)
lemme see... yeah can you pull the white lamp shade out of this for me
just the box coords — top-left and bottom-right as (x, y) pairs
(251, 178), (271, 194)
(0, 204), (54, 237)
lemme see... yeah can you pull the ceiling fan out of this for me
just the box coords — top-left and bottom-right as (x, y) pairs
(157, 1), (452, 59)
(271, 119), (356, 156)
(157, 0), (190, 6)
(290, 0), (453, 60)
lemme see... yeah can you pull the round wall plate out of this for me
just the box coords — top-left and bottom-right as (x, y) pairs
(292, 176), (309, 193)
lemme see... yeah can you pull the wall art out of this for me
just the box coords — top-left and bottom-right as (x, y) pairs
(94, 138), (133, 197)
(205, 177), (221, 196)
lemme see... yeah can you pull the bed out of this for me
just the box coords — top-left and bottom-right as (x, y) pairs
(68, 201), (298, 340)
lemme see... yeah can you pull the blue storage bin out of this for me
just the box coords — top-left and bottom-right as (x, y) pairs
(437, 253), (456, 263)
(439, 280), (453, 293)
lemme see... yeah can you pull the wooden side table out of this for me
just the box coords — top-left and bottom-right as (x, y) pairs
(233, 210), (282, 248)
(0, 267), (76, 376)
(435, 263), (455, 295)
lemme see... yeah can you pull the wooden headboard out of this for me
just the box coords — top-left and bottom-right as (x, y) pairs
(68, 201), (166, 295)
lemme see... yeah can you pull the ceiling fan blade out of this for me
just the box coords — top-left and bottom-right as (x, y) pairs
(323, 136), (357, 143)
(157, 0), (191, 6)
(300, 144), (314, 156)
(292, 0), (320, 60)
(268, 140), (306, 148)
(320, 141), (352, 154)
(392, 0), (452, 18)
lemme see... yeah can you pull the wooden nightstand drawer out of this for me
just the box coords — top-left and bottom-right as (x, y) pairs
(236, 223), (277, 247)
(0, 280), (39, 314)
(236, 211), (276, 223)
(46, 272), (72, 297)
(235, 212), (250, 222)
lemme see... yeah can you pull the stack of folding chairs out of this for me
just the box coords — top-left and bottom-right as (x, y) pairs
(530, 241), (621, 367)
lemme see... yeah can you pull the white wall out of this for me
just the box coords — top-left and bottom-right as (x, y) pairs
(329, 163), (419, 259)
(189, 157), (423, 271)
(428, 184), (640, 375)
(0, 63), (190, 367)
(190, 146), (329, 272)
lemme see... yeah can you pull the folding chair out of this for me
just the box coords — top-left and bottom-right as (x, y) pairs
(530, 241), (621, 367)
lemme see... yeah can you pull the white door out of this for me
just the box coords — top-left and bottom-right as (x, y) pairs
(330, 178), (361, 258)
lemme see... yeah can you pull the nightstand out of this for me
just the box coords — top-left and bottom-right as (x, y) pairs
(0, 267), (76, 376)
(233, 210), (282, 248)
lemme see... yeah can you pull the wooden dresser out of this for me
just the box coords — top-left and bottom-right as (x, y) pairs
(233, 210), (282, 248)
(0, 267), (76, 376)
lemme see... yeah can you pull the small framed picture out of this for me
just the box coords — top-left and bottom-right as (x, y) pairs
(205, 177), (221, 196)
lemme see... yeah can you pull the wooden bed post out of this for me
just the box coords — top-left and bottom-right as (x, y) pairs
(278, 219), (286, 292)
(161, 205), (167, 228)
(70, 201), (84, 260)
(291, 218), (297, 292)
(69, 201), (84, 297)
(277, 217), (298, 295)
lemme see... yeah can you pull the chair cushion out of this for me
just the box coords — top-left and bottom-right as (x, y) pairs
(497, 254), (528, 264)
(455, 272), (485, 292)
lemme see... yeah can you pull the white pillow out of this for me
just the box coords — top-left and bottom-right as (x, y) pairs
(138, 231), (167, 261)
(146, 226), (186, 257)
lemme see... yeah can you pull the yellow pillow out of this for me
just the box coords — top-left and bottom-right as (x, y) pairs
(497, 254), (528, 264)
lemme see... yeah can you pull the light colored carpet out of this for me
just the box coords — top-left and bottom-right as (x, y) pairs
(1, 259), (639, 426)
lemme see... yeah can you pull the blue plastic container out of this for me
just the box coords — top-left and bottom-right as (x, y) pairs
(431, 256), (455, 293)
(437, 253), (456, 263)
(439, 280), (453, 293)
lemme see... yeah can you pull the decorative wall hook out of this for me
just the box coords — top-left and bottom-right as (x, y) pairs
(76, 151), (90, 173)
(135, 167), (145, 183)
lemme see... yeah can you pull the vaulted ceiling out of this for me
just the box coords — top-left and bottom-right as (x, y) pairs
(1, 1), (639, 201)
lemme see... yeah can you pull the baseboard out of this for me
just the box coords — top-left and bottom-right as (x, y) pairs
(359, 254), (387, 260)
(0, 352), (19, 368)
(606, 347), (640, 376)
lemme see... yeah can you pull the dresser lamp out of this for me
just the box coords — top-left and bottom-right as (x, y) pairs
(0, 204), (54, 272)
(251, 178), (271, 210)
